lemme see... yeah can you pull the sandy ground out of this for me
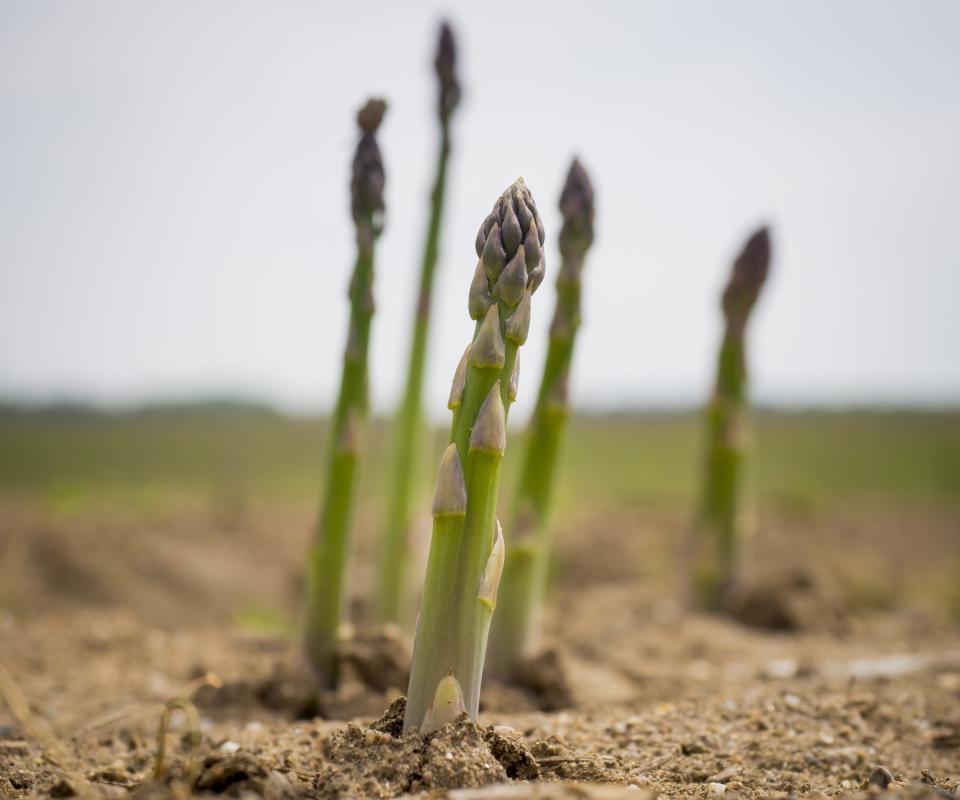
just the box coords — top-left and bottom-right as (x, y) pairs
(1, 498), (959, 798)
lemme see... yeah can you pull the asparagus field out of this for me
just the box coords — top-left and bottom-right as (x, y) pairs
(2, 11), (959, 800)
(1, 407), (959, 797)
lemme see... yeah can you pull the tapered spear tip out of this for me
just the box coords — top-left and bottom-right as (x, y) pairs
(356, 98), (387, 135)
(732, 225), (772, 293)
(723, 225), (772, 324)
(351, 99), (387, 228)
(742, 226), (771, 276)
(559, 157), (595, 255)
(561, 159), (594, 214)
(473, 178), (546, 307)
(434, 22), (460, 122)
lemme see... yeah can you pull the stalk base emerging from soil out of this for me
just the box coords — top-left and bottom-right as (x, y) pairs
(690, 227), (771, 610)
(404, 179), (546, 732)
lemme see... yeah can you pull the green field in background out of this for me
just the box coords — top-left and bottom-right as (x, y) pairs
(1, 405), (957, 517)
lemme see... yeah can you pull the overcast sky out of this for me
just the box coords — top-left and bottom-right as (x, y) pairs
(2, 1), (958, 419)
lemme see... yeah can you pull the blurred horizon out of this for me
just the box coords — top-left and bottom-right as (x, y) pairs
(2, 392), (958, 421)
(3, 1), (959, 421)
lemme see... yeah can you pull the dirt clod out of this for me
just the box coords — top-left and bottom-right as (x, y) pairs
(194, 753), (267, 794)
(48, 778), (76, 798)
(726, 569), (846, 631)
(418, 721), (508, 791)
(318, 716), (497, 797)
(483, 725), (541, 780)
(930, 727), (960, 749)
(368, 695), (406, 738)
(337, 627), (410, 693)
(513, 648), (576, 711)
(869, 765), (896, 789)
(309, 702), (542, 798)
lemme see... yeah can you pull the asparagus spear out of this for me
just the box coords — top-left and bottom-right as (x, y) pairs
(375, 23), (461, 625)
(304, 99), (387, 687)
(487, 159), (595, 677)
(691, 226), (771, 609)
(404, 179), (546, 732)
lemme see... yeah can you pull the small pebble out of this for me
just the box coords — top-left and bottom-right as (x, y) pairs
(763, 659), (799, 680)
(783, 693), (801, 708)
(707, 782), (726, 797)
(708, 766), (740, 783)
(219, 740), (240, 754)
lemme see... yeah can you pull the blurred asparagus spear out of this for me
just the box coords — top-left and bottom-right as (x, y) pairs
(487, 159), (595, 677)
(404, 178), (546, 732)
(375, 23), (461, 625)
(691, 227), (771, 609)
(304, 99), (387, 688)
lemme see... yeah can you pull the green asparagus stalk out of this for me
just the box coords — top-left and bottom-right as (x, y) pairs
(374, 23), (461, 625)
(691, 226), (771, 609)
(304, 99), (387, 688)
(404, 179), (546, 732)
(487, 159), (595, 677)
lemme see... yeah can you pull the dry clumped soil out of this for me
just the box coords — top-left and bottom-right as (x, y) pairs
(1, 498), (959, 798)
(2, 594), (960, 800)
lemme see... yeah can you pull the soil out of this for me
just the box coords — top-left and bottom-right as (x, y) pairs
(1, 499), (959, 798)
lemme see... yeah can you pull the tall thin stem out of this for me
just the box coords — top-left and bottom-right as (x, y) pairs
(691, 227), (771, 609)
(487, 159), (595, 677)
(375, 24), (460, 624)
(304, 99), (387, 688)
(375, 127), (452, 624)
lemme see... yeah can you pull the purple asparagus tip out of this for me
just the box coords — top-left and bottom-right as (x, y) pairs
(351, 99), (388, 229)
(722, 226), (772, 324)
(434, 22), (460, 123)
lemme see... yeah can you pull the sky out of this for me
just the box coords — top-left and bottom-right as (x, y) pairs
(2, 1), (959, 420)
